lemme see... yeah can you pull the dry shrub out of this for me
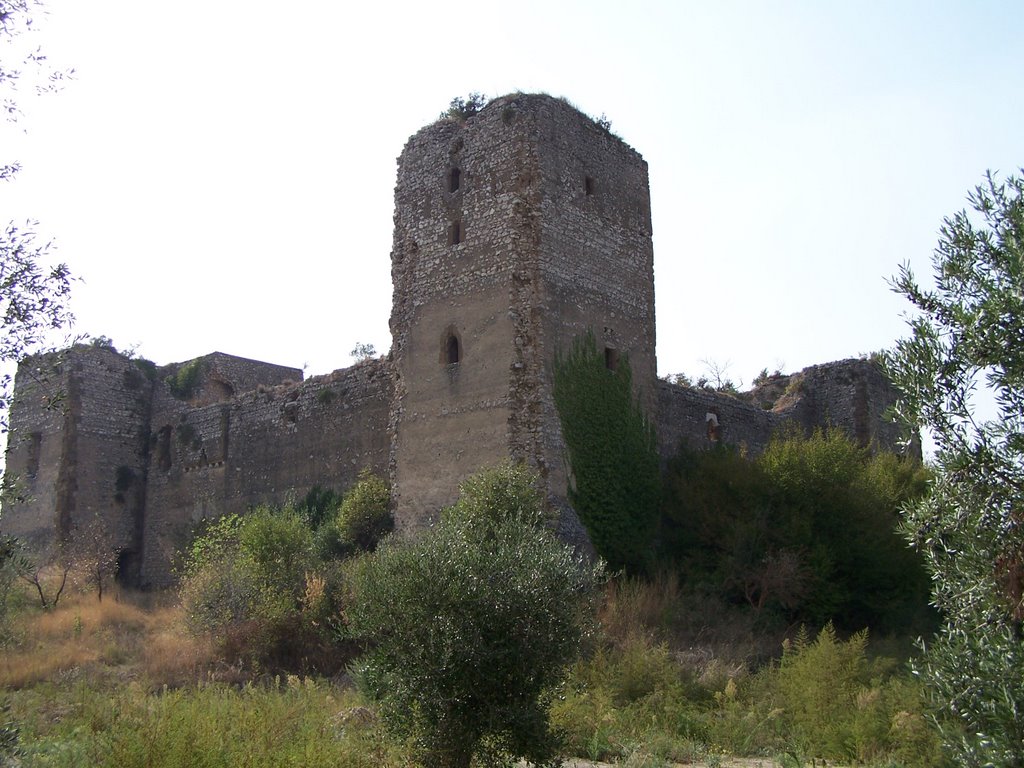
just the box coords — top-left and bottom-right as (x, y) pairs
(600, 571), (680, 646)
(140, 605), (217, 687)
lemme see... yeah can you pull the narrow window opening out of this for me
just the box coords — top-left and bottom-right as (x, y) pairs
(449, 220), (462, 245)
(604, 346), (619, 372)
(446, 335), (461, 364)
(26, 432), (42, 478)
(584, 175), (595, 196)
(156, 425), (172, 471)
(449, 168), (461, 193)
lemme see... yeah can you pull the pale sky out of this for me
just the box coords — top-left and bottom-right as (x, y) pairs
(2, 1), (1022, 389)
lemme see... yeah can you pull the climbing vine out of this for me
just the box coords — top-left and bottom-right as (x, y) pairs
(553, 331), (660, 574)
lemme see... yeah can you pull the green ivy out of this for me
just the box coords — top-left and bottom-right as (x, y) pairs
(553, 331), (660, 574)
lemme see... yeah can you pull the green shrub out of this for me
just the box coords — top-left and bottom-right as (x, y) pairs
(551, 632), (707, 764)
(238, 509), (313, 594)
(708, 624), (944, 766)
(334, 471), (391, 553)
(178, 508), (345, 673)
(440, 92), (487, 120)
(166, 358), (204, 400)
(345, 463), (602, 768)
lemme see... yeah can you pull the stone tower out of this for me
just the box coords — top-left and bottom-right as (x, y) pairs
(388, 93), (656, 532)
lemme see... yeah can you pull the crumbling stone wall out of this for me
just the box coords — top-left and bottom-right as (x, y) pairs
(774, 358), (907, 453)
(656, 358), (907, 462)
(140, 358), (391, 586)
(5, 346), (153, 580)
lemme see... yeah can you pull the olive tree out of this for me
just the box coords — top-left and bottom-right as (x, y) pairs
(885, 170), (1024, 766)
(345, 463), (603, 768)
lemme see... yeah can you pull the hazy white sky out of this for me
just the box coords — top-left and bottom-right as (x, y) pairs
(2, 1), (1022, 387)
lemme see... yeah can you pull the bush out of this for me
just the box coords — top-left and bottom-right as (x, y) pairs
(179, 507), (345, 673)
(165, 358), (204, 400)
(662, 429), (932, 633)
(345, 463), (602, 768)
(440, 92), (487, 120)
(334, 471), (391, 553)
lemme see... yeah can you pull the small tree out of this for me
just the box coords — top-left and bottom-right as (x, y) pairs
(348, 342), (376, 362)
(885, 170), (1024, 765)
(440, 92), (487, 121)
(346, 463), (602, 768)
(553, 330), (660, 574)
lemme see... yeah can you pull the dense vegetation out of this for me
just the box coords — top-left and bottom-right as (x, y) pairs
(662, 428), (933, 635)
(554, 330), (661, 574)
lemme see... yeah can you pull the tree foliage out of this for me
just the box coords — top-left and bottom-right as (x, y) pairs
(345, 463), (602, 768)
(553, 331), (661, 574)
(885, 170), (1024, 766)
(662, 429), (931, 632)
(0, 1), (74, 439)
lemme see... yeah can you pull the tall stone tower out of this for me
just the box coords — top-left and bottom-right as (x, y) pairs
(389, 93), (656, 532)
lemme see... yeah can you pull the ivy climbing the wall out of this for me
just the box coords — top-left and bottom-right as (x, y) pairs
(553, 331), (660, 574)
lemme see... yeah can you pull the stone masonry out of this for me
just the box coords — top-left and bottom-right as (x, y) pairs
(2, 94), (907, 587)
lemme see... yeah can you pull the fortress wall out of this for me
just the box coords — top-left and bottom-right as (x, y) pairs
(139, 359), (390, 587)
(656, 380), (783, 459)
(3, 353), (72, 550)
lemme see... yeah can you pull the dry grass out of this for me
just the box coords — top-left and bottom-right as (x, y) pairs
(141, 609), (217, 686)
(0, 590), (215, 689)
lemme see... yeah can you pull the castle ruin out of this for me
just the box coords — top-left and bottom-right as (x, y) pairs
(2, 94), (904, 587)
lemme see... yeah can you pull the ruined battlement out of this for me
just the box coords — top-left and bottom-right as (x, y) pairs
(2, 94), (906, 586)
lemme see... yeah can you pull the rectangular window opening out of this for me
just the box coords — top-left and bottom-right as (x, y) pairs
(604, 346), (619, 372)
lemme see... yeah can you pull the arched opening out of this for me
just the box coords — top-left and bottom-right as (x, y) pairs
(449, 167), (461, 193)
(446, 334), (460, 364)
(706, 412), (722, 443)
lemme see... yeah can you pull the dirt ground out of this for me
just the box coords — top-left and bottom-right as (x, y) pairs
(555, 759), (787, 767)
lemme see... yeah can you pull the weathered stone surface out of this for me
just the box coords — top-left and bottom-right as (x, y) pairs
(2, 94), (907, 587)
